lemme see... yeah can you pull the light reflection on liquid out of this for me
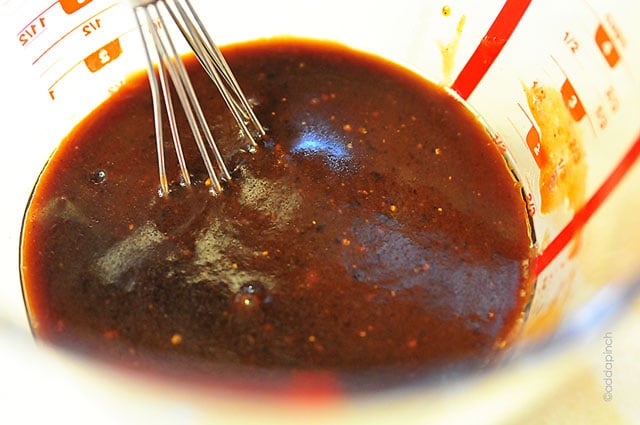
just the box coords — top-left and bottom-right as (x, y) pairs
(291, 125), (354, 172)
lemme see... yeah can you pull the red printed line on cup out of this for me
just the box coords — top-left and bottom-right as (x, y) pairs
(451, 0), (532, 100)
(535, 132), (640, 274)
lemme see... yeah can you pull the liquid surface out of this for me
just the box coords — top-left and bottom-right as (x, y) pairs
(21, 38), (534, 390)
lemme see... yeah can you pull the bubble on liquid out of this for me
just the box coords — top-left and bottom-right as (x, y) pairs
(230, 281), (272, 326)
(233, 281), (269, 308)
(89, 170), (106, 184)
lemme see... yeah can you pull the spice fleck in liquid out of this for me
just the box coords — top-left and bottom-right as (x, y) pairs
(20, 39), (535, 390)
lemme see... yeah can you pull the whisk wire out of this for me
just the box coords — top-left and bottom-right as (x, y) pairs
(134, 3), (224, 195)
(163, 0), (265, 145)
(153, 4), (231, 186)
(146, 9), (192, 189)
(130, 0), (262, 196)
(133, 9), (170, 194)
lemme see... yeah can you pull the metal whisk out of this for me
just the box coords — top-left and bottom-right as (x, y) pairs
(129, 0), (266, 196)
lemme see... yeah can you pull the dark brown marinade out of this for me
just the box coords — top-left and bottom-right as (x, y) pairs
(20, 38), (534, 390)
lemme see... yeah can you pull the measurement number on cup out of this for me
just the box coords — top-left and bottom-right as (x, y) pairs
(18, 17), (46, 47)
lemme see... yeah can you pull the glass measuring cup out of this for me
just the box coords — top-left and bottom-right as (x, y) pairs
(1, 0), (640, 423)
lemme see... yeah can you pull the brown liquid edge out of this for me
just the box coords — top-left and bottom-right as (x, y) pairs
(18, 37), (537, 394)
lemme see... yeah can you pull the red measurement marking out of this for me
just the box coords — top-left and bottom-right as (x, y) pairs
(32, 3), (117, 65)
(18, 17), (47, 47)
(604, 13), (627, 49)
(60, 0), (94, 15)
(535, 132), (640, 274)
(560, 78), (586, 121)
(451, 0), (532, 100)
(563, 31), (580, 54)
(82, 18), (102, 37)
(526, 126), (541, 157)
(525, 192), (537, 217)
(16, 2), (57, 36)
(84, 38), (122, 72)
(493, 132), (508, 153)
(595, 24), (620, 68)
(46, 27), (137, 97)
(518, 102), (542, 160)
